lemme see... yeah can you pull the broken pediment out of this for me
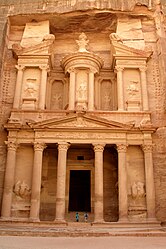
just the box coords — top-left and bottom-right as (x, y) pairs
(12, 20), (55, 57)
(21, 20), (50, 48)
(12, 34), (55, 57)
(110, 33), (152, 59)
(31, 114), (133, 130)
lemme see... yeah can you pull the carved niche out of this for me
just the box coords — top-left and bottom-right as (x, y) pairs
(97, 78), (117, 111)
(76, 69), (88, 110)
(124, 69), (141, 111)
(101, 80), (113, 110)
(21, 68), (40, 110)
(50, 80), (64, 110)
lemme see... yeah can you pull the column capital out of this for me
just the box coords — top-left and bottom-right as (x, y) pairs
(115, 66), (124, 72)
(15, 65), (25, 71)
(5, 141), (19, 151)
(58, 142), (70, 151)
(93, 143), (105, 152)
(34, 142), (46, 151)
(117, 144), (128, 153)
(139, 66), (147, 73)
(141, 144), (153, 153)
(68, 67), (76, 73)
(39, 65), (49, 71)
(89, 67), (97, 74)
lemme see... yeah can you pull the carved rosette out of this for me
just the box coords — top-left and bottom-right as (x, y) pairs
(141, 144), (153, 153)
(116, 144), (128, 153)
(58, 142), (70, 151)
(5, 141), (19, 151)
(34, 142), (47, 151)
(93, 144), (105, 152)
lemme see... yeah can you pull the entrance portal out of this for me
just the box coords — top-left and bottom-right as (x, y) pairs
(69, 170), (91, 212)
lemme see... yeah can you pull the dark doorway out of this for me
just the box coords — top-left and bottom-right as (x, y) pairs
(69, 170), (91, 212)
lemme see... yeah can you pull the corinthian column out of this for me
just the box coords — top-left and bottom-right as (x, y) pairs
(88, 69), (95, 111)
(55, 142), (70, 222)
(1, 141), (18, 218)
(140, 66), (149, 111)
(93, 143), (105, 223)
(39, 65), (49, 109)
(117, 144), (128, 222)
(13, 65), (25, 109)
(68, 68), (76, 110)
(142, 144), (156, 220)
(30, 142), (46, 221)
(115, 66), (124, 111)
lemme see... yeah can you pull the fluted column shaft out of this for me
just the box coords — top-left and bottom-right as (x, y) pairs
(13, 65), (25, 109)
(30, 142), (46, 221)
(68, 69), (76, 110)
(140, 67), (149, 111)
(88, 71), (94, 111)
(1, 142), (18, 218)
(55, 142), (70, 221)
(39, 65), (49, 109)
(142, 144), (156, 220)
(93, 144), (105, 223)
(117, 144), (128, 221)
(116, 66), (124, 111)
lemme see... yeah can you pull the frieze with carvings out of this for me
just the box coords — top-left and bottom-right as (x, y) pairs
(35, 131), (129, 140)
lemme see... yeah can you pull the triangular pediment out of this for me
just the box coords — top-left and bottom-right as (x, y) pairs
(31, 114), (132, 130)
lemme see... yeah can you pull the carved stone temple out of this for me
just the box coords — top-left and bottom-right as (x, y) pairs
(0, 0), (166, 227)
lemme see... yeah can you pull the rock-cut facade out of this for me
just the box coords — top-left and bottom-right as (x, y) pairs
(0, 0), (166, 226)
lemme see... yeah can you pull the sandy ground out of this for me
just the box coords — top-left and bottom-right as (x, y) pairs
(0, 236), (166, 249)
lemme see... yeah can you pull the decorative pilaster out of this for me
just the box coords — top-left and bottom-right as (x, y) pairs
(93, 144), (105, 223)
(117, 144), (128, 222)
(39, 65), (49, 109)
(115, 66), (124, 111)
(142, 144), (156, 220)
(30, 142), (46, 221)
(1, 141), (18, 218)
(68, 68), (76, 111)
(13, 65), (25, 109)
(140, 66), (149, 111)
(88, 69), (95, 111)
(55, 142), (70, 222)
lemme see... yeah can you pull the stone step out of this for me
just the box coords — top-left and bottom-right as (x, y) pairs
(0, 220), (164, 237)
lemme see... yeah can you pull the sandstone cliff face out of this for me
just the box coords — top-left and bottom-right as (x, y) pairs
(0, 0), (166, 222)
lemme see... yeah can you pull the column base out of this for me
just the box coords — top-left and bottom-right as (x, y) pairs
(118, 217), (129, 223)
(54, 219), (67, 225)
(0, 216), (12, 221)
(29, 218), (40, 222)
(92, 219), (104, 225)
(146, 217), (160, 225)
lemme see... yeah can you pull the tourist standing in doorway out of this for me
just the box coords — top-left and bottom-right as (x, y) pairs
(76, 212), (79, 222)
(84, 212), (88, 222)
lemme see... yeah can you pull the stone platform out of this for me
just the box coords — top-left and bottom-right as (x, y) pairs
(0, 220), (165, 237)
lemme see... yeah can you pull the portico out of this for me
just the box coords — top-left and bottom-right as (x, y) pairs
(1, 113), (158, 225)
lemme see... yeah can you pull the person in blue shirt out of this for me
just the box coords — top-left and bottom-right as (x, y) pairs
(76, 212), (79, 222)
